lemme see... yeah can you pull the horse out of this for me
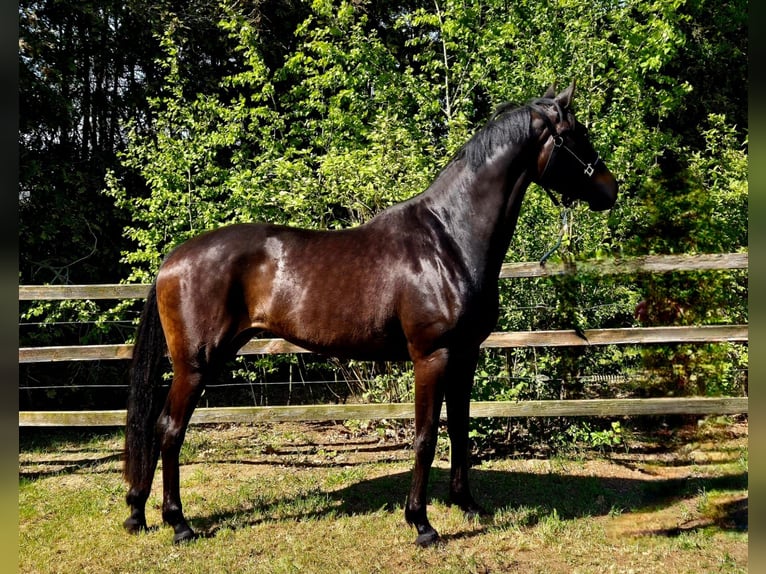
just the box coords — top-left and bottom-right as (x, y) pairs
(122, 82), (618, 547)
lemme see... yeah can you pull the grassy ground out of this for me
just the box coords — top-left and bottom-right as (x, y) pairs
(19, 418), (747, 573)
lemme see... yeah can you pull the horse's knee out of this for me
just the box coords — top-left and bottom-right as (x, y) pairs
(413, 427), (438, 455)
(413, 433), (431, 453)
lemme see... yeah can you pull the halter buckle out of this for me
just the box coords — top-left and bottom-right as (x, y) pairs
(584, 164), (595, 177)
(553, 136), (564, 148)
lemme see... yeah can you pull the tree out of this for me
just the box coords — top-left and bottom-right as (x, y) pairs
(22, 0), (747, 426)
(19, 0), (243, 286)
(18, 0), (250, 405)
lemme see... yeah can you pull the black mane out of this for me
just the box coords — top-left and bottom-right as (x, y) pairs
(455, 102), (529, 170)
(458, 97), (570, 170)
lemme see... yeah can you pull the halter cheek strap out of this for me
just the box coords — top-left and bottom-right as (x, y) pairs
(557, 137), (601, 177)
(529, 102), (567, 206)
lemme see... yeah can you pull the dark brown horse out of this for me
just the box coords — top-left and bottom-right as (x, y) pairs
(123, 83), (617, 547)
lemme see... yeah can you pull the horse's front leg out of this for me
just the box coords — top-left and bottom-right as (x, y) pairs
(158, 365), (206, 544)
(405, 348), (448, 547)
(444, 348), (486, 518)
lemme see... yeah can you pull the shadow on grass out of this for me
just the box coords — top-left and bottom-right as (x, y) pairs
(19, 427), (125, 481)
(19, 427), (748, 541)
(190, 466), (748, 541)
(19, 452), (124, 481)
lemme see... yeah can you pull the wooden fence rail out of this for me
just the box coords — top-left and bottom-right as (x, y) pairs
(18, 252), (748, 426)
(19, 325), (749, 363)
(18, 253), (747, 301)
(19, 397), (749, 427)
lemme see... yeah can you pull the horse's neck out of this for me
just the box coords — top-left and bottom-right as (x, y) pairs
(419, 143), (533, 284)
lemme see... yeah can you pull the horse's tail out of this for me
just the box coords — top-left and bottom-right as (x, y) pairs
(123, 282), (167, 484)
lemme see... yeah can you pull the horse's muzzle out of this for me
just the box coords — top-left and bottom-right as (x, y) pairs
(587, 174), (618, 211)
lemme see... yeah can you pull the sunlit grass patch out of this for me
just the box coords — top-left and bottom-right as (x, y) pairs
(19, 421), (747, 573)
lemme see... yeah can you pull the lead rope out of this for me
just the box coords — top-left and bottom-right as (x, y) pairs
(539, 207), (572, 266)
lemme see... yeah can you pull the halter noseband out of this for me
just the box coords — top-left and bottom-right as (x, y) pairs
(529, 100), (601, 207)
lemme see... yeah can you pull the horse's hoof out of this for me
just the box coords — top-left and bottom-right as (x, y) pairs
(415, 529), (440, 547)
(173, 527), (197, 545)
(123, 516), (147, 534)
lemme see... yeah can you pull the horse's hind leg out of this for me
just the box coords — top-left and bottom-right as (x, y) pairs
(124, 447), (160, 533)
(156, 363), (209, 544)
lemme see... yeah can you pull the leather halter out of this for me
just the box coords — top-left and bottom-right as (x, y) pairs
(529, 100), (601, 207)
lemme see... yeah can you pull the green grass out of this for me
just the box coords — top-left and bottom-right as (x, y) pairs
(19, 421), (748, 573)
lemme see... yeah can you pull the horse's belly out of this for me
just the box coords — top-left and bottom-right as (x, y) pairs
(258, 287), (407, 360)
(276, 319), (409, 361)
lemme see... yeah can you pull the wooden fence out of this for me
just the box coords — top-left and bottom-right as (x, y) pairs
(18, 252), (748, 426)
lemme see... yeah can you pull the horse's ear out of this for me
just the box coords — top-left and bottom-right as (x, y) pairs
(543, 83), (557, 99)
(555, 80), (576, 109)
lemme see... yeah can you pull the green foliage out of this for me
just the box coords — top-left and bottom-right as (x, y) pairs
(21, 0), (747, 437)
(624, 112), (748, 398)
(562, 420), (624, 454)
(630, 114), (747, 256)
(100, 0), (747, 414)
(106, 0), (722, 280)
(104, 1), (437, 282)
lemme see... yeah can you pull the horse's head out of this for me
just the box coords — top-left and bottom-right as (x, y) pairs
(531, 82), (618, 211)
